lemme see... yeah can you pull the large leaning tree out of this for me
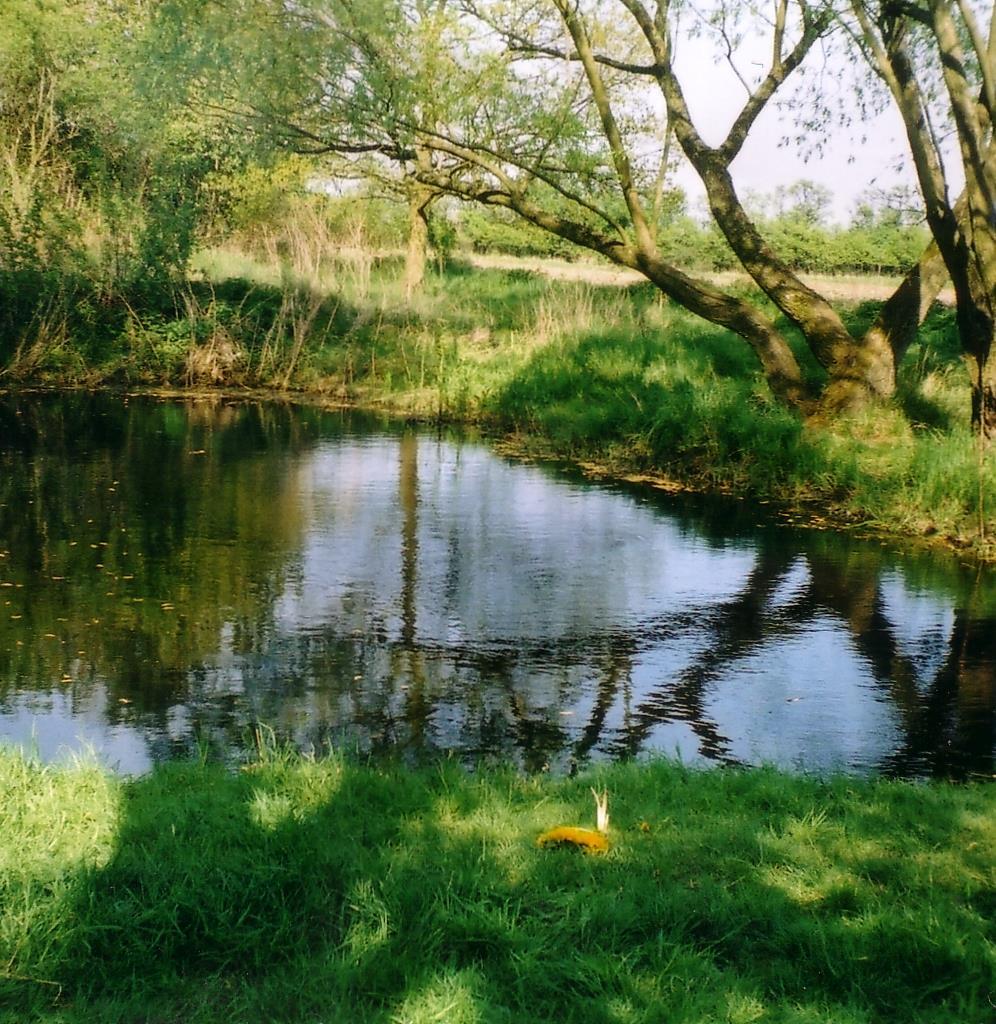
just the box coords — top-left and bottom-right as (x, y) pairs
(844, 1), (996, 436)
(394, 0), (957, 417)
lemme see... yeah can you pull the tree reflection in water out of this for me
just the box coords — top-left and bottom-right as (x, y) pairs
(0, 395), (992, 778)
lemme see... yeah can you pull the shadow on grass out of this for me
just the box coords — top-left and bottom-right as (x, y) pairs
(2, 752), (993, 1023)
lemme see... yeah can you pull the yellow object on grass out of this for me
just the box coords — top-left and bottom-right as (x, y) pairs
(536, 825), (609, 852)
(537, 788), (610, 853)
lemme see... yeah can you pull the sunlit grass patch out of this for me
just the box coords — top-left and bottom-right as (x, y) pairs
(391, 966), (493, 1024)
(0, 749), (121, 1008)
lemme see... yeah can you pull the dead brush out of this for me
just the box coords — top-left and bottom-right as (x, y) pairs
(333, 216), (374, 302)
(180, 288), (246, 386)
(256, 284), (335, 387)
(0, 302), (72, 381)
(184, 328), (244, 386)
(532, 283), (630, 345)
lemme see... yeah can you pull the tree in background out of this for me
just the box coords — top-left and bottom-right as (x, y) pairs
(146, 0), (962, 417)
(457, 178), (928, 276)
(150, 0), (485, 296)
(0, 0), (230, 296)
(772, 181), (835, 227)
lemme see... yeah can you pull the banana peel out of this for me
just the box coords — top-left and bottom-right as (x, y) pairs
(536, 825), (609, 853)
(537, 788), (610, 853)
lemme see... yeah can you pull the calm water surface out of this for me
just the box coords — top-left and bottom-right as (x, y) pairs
(0, 394), (993, 777)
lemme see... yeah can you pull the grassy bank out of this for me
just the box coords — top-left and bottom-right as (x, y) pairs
(1, 746), (993, 1024)
(2, 248), (994, 557)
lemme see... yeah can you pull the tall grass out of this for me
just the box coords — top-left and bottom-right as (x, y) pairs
(1, 746), (993, 1023)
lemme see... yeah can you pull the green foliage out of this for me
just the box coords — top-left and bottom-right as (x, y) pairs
(460, 207), (582, 261)
(656, 217), (741, 272)
(457, 194), (929, 277)
(204, 159), (308, 238)
(0, 0), (259, 356)
(1, 747), (993, 1023)
(195, 162), (417, 268)
(323, 195), (410, 251)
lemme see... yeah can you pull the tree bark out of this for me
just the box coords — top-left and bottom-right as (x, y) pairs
(404, 143), (437, 300)
(959, 175), (996, 438)
(403, 183), (433, 300)
(967, 346), (996, 439)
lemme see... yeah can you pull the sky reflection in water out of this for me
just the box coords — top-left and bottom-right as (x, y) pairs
(0, 395), (992, 778)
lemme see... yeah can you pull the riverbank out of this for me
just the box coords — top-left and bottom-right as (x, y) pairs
(2, 253), (994, 559)
(1, 746), (993, 1023)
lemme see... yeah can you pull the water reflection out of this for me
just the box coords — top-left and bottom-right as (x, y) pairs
(0, 394), (993, 777)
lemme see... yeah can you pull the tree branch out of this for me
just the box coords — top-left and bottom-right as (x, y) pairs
(931, 0), (994, 209)
(416, 126), (630, 239)
(718, 5), (831, 164)
(953, 0), (996, 120)
(553, 0), (655, 250)
(507, 41), (659, 76)
(854, 6), (958, 250)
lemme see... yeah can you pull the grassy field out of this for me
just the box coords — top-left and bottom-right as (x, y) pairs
(2, 246), (994, 556)
(466, 254), (957, 305)
(1, 745), (993, 1024)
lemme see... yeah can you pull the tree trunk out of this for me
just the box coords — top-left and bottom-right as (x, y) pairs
(815, 342), (897, 417)
(946, 192), (996, 440)
(964, 321), (996, 440)
(868, 8), (996, 436)
(961, 181), (996, 440)
(694, 157), (906, 415)
(404, 143), (437, 301)
(403, 185), (432, 300)
(658, 99), (894, 413)
(970, 355), (996, 440)
(864, 228), (957, 366)
(814, 238), (955, 418)
(635, 250), (811, 409)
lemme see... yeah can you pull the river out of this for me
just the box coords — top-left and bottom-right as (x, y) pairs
(0, 394), (992, 777)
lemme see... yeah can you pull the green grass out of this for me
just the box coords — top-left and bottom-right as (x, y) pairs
(1, 746), (993, 1023)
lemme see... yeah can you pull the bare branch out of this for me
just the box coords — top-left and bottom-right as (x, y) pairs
(507, 40), (659, 75)
(553, 0), (655, 250)
(416, 125), (630, 238)
(464, 0), (659, 74)
(773, 0), (788, 67)
(954, 0), (996, 118)
(686, 1), (753, 94)
(718, 6), (831, 164)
